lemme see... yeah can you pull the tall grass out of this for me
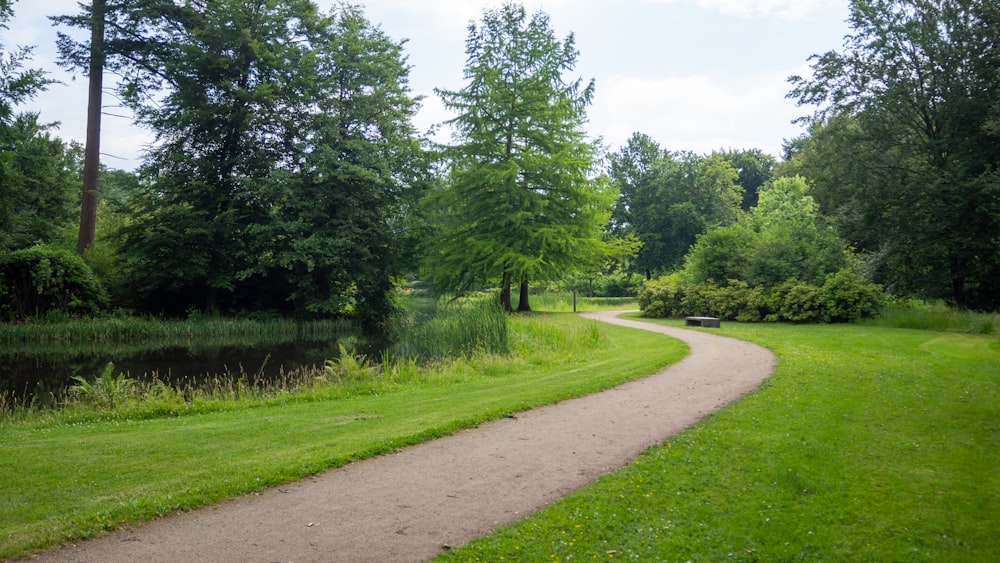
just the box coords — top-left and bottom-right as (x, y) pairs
(1, 297), (514, 423)
(864, 299), (1000, 336)
(396, 298), (509, 359)
(0, 315), (355, 345)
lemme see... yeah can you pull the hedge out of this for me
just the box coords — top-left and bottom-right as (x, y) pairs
(638, 269), (885, 323)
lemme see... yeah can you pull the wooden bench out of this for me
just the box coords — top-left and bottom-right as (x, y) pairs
(685, 316), (720, 328)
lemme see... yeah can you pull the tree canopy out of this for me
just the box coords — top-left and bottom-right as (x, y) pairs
(788, 0), (1000, 310)
(88, 0), (429, 323)
(607, 134), (743, 279)
(423, 3), (613, 312)
(683, 176), (851, 288)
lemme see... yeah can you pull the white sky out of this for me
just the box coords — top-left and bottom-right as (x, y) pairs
(7, 0), (850, 170)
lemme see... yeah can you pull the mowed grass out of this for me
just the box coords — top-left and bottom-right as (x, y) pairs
(0, 313), (686, 560)
(439, 317), (1000, 562)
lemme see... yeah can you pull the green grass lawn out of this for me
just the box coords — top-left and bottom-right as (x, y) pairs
(438, 317), (1000, 562)
(0, 313), (685, 560)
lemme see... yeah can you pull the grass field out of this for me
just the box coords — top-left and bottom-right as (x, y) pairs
(439, 316), (1000, 562)
(0, 312), (685, 560)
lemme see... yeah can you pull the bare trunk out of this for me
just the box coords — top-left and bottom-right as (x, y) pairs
(76, 0), (105, 256)
(516, 278), (530, 312)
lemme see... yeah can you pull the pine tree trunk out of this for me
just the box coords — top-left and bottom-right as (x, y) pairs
(76, 0), (105, 256)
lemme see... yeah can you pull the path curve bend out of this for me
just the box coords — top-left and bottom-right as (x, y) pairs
(31, 311), (775, 563)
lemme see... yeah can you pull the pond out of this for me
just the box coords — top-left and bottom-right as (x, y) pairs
(0, 334), (388, 407)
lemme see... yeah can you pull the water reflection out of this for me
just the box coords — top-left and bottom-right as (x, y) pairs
(1, 333), (386, 405)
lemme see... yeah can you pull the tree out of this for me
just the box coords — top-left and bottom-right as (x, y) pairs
(608, 144), (742, 279)
(53, 0), (191, 256)
(0, 114), (81, 251)
(606, 132), (666, 238)
(256, 7), (429, 327)
(714, 148), (776, 210)
(424, 3), (612, 312)
(0, 4), (72, 251)
(788, 0), (1000, 309)
(104, 0), (426, 321)
(0, 1), (51, 122)
(683, 176), (851, 288)
(52, 0), (107, 255)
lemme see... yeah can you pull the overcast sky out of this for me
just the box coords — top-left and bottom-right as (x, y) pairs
(8, 0), (850, 170)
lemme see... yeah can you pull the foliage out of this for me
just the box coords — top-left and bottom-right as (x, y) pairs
(787, 0), (1000, 310)
(443, 319), (1000, 561)
(71, 1), (427, 323)
(606, 133), (743, 278)
(683, 176), (851, 288)
(714, 147), (776, 210)
(0, 246), (108, 320)
(396, 298), (509, 359)
(559, 271), (645, 298)
(69, 363), (133, 410)
(0, 314), (685, 559)
(639, 269), (886, 323)
(423, 3), (612, 312)
(0, 114), (81, 252)
(0, 3), (51, 124)
(0, 3), (70, 252)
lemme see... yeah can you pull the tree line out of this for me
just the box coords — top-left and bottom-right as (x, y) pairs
(1, 0), (997, 327)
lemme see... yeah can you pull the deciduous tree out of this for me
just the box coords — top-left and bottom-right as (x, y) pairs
(788, 0), (1000, 309)
(424, 3), (612, 312)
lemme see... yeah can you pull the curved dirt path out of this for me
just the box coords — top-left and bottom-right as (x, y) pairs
(30, 311), (775, 563)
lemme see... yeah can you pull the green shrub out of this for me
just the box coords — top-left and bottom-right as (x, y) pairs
(819, 268), (887, 322)
(0, 246), (108, 321)
(639, 269), (885, 324)
(637, 275), (685, 318)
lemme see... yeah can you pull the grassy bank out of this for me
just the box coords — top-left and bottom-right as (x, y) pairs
(439, 317), (1000, 561)
(0, 313), (686, 560)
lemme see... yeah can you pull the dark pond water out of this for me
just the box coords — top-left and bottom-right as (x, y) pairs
(0, 335), (389, 406)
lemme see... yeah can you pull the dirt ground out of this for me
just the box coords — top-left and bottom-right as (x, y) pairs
(29, 311), (776, 563)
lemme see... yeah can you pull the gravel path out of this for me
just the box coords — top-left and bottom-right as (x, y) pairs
(30, 311), (776, 563)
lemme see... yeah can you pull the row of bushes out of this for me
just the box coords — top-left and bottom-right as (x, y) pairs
(638, 269), (886, 323)
(0, 247), (108, 321)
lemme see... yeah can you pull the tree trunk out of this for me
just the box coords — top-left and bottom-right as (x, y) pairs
(517, 278), (531, 312)
(500, 270), (513, 313)
(76, 0), (105, 256)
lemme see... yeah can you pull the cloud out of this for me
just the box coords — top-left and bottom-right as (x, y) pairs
(643, 0), (838, 20)
(352, 0), (606, 29)
(592, 69), (808, 157)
